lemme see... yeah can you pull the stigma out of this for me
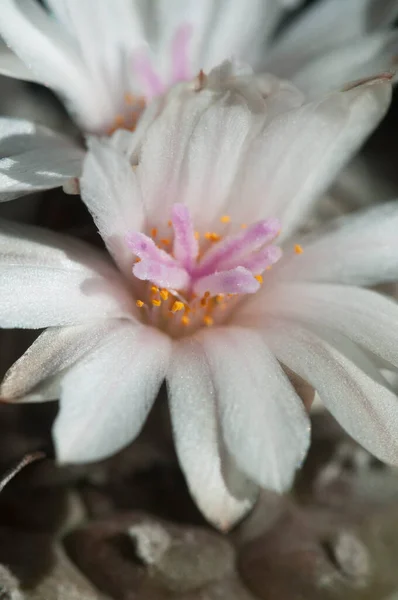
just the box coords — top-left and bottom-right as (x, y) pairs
(126, 204), (282, 337)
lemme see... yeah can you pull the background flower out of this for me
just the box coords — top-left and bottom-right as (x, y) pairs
(0, 0), (396, 202)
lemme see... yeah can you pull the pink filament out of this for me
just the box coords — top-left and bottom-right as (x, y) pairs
(132, 52), (164, 99)
(132, 23), (193, 102)
(171, 23), (194, 83)
(127, 204), (281, 297)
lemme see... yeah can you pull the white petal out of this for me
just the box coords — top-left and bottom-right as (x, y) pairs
(45, 0), (144, 52)
(245, 282), (398, 369)
(0, 117), (83, 201)
(292, 32), (398, 99)
(54, 322), (171, 463)
(137, 88), (229, 225)
(167, 336), (258, 530)
(0, 219), (134, 328)
(147, 0), (290, 75)
(174, 99), (263, 230)
(0, 0), (120, 132)
(137, 80), (266, 230)
(81, 137), (145, 279)
(276, 202), (398, 286)
(226, 78), (391, 239)
(135, 0), (214, 72)
(198, 327), (310, 492)
(262, 320), (398, 465)
(44, 0), (146, 123)
(176, 73), (303, 231)
(138, 0), (256, 77)
(266, 0), (395, 79)
(199, 0), (284, 72)
(136, 68), (305, 232)
(0, 0), (80, 82)
(0, 40), (38, 82)
(254, 73), (305, 119)
(0, 322), (119, 401)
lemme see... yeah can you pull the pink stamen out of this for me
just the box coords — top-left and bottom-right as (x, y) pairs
(134, 259), (189, 290)
(132, 52), (165, 99)
(127, 206), (282, 302)
(239, 245), (282, 273)
(126, 232), (175, 265)
(171, 203), (198, 270)
(196, 218), (281, 276)
(193, 267), (260, 296)
(171, 23), (193, 83)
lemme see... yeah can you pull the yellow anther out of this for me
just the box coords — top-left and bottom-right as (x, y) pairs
(114, 114), (125, 126)
(203, 315), (214, 327)
(135, 257), (141, 263)
(151, 227), (158, 238)
(220, 215), (231, 223)
(294, 244), (304, 255)
(151, 286), (159, 293)
(167, 220), (172, 227)
(160, 289), (169, 301)
(161, 238), (171, 246)
(215, 294), (224, 303)
(204, 291), (210, 298)
(124, 93), (134, 104)
(200, 297), (208, 307)
(171, 301), (185, 312)
(205, 232), (221, 242)
(265, 265), (272, 271)
(240, 223), (247, 229)
(136, 300), (145, 308)
(255, 275), (263, 284)
(194, 231), (200, 240)
(152, 299), (161, 307)
(181, 315), (190, 326)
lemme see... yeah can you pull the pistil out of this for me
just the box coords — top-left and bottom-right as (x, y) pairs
(126, 204), (282, 337)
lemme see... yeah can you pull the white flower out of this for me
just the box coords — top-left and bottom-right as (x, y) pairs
(0, 0), (298, 201)
(0, 0), (308, 130)
(0, 0), (396, 201)
(265, 0), (398, 99)
(0, 73), (394, 530)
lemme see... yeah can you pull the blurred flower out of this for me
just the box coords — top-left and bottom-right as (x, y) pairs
(0, 0), (301, 132)
(0, 0), (299, 200)
(0, 0), (396, 201)
(0, 72), (393, 530)
(265, 0), (398, 99)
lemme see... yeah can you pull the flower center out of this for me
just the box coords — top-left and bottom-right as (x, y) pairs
(126, 204), (282, 337)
